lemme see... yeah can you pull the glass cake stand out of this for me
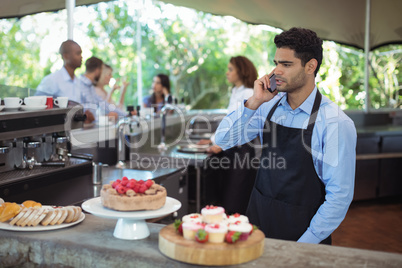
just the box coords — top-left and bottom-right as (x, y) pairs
(82, 197), (181, 240)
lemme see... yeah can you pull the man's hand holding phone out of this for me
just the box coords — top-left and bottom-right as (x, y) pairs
(268, 74), (277, 93)
(245, 72), (278, 110)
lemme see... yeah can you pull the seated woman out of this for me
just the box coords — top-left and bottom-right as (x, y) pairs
(199, 56), (259, 215)
(95, 64), (128, 110)
(143, 74), (171, 113)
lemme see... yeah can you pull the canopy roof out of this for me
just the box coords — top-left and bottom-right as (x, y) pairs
(160, 0), (402, 50)
(0, 0), (110, 19)
(1, 0), (402, 50)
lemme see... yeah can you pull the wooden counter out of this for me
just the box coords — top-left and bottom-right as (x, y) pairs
(1, 214), (401, 267)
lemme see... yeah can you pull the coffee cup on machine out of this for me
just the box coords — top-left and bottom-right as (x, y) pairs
(54, 97), (69, 108)
(4, 97), (23, 108)
(24, 96), (46, 106)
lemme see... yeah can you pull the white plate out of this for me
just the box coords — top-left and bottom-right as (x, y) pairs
(21, 105), (47, 111)
(82, 196), (181, 220)
(82, 196), (181, 240)
(0, 105), (4, 111)
(0, 210), (85, 232)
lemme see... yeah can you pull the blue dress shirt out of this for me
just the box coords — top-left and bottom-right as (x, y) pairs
(78, 75), (126, 118)
(35, 67), (81, 102)
(215, 87), (357, 244)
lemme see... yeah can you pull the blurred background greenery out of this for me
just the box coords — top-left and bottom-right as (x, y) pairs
(0, 0), (401, 111)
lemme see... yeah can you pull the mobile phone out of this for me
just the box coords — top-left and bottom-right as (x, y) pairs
(268, 74), (277, 93)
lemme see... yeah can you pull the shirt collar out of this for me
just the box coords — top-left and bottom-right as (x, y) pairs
(61, 66), (76, 82)
(278, 86), (318, 115)
(80, 74), (93, 86)
(232, 85), (245, 92)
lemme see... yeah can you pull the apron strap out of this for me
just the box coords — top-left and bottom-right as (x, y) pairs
(307, 90), (322, 132)
(264, 96), (284, 129)
(302, 90), (322, 153)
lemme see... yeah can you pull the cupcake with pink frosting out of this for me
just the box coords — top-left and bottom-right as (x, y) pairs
(201, 205), (225, 224)
(182, 213), (202, 223)
(228, 222), (253, 241)
(205, 223), (228, 243)
(182, 221), (205, 241)
(227, 213), (249, 225)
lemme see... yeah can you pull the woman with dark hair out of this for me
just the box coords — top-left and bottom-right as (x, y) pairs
(226, 56), (258, 115)
(143, 74), (171, 113)
(199, 56), (259, 215)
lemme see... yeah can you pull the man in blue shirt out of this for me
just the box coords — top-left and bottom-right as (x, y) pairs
(36, 40), (125, 123)
(35, 40), (99, 123)
(214, 27), (357, 244)
(35, 40), (82, 102)
(78, 56), (126, 122)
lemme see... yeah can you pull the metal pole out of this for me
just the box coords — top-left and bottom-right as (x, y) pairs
(196, 166), (201, 212)
(364, 0), (371, 113)
(136, 1), (143, 107)
(66, 0), (75, 40)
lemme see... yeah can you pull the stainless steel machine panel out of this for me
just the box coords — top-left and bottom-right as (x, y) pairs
(0, 106), (84, 140)
(0, 105), (86, 173)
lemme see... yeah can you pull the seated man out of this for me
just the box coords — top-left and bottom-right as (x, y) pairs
(78, 56), (126, 122)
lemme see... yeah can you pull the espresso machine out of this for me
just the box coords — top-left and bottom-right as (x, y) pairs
(0, 105), (94, 206)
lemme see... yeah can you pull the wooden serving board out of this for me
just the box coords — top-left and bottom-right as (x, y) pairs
(159, 224), (265, 266)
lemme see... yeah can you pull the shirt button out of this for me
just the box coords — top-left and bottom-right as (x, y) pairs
(244, 114), (248, 118)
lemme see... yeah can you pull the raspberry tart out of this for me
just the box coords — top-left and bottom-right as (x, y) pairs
(101, 177), (167, 211)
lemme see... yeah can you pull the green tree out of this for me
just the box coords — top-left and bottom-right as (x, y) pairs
(0, 18), (45, 97)
(0, 0), (401, 111)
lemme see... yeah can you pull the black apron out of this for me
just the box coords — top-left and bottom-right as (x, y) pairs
(246, 90), (331, 245)
(203, 142), (257, 215)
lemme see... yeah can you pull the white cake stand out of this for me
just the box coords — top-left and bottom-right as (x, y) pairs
(82, 197), (181, 240)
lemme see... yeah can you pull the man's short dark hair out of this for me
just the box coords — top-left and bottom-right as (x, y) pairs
(59, 40), (79, 55)
(85, 57), (103, 73)
(274, 27), (323, 76)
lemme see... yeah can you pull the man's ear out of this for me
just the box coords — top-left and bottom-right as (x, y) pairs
(305, 59), (318, 75)
(62, 53), (69, 62)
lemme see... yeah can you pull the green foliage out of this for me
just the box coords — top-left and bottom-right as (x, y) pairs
(0, 0), (401, 110)
(0, 18), (43, 96)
